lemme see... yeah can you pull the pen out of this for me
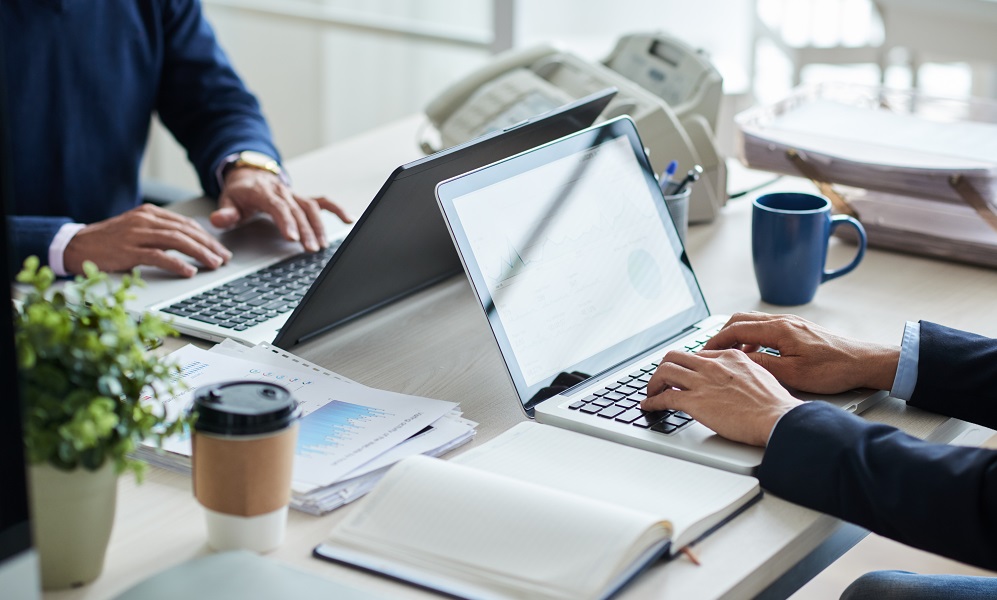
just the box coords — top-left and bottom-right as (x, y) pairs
(673, 165), (703, 195)
(681, 545), (701, 566)
(659, 160), (678, 194)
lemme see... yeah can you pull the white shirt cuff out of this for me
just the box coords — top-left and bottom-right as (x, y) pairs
(48, 223), (86, 276)
(215, 152), (241, 191)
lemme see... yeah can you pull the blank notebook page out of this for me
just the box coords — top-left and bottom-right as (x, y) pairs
(453, 422), (759, 548)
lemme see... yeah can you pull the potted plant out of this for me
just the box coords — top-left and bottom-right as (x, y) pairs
(14, 257), (189, 589)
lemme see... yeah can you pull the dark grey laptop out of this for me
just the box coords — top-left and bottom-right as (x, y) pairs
(435, 117), (887, 475)
(126, 89), (617, 347)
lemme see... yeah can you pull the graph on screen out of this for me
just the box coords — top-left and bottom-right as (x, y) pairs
(453, 135), (694, 386)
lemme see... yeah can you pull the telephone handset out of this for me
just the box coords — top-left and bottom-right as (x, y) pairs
(424, 44), (573, 147)
(424, 33), (727, 223)
(604, 34), (722, 133)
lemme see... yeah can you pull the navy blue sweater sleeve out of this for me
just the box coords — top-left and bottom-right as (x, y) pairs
(759, 401), (997, 570)
(908, 321), (997, 429)
(2, 1), (280, 270)
(156, 0), (280, 198)
(8, 216), (72, 268)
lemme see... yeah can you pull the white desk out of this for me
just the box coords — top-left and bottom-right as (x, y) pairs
(48, 117), (997, 600)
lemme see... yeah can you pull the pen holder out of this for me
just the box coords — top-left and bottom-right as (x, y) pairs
(661, 181), (690, 244)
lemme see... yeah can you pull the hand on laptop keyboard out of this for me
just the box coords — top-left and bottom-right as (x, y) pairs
(63, 204), (233, 278)
(567, 362), (696, 434)
(213, 168), (352, 254)
(702, 312), (898, 395)
(641, 348), (802, 447)
(566, 332), (724, 435)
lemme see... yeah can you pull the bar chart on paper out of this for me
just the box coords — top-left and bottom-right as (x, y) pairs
(283, 377), (456, 490)
(291, 389), (451, 490)
(297, 401), (392, 454)
(142, 345), (456, 491)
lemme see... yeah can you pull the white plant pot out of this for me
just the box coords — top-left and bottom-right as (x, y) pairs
(27, 461), (118, 590)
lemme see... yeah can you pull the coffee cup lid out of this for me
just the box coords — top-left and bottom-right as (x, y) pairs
(192, 381), (300, 435)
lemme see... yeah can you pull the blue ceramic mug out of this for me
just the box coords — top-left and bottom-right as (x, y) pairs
(752, 192), (867, 305)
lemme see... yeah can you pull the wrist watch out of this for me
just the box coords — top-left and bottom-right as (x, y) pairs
(222, 151), (289, 185)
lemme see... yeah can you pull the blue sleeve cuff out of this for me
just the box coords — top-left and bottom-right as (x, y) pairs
(891, 321), (920, 401)
(8, 215), (74, 269)
(767, 322), (917, 445)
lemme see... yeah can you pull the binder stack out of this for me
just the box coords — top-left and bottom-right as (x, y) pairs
(736, 83), (997, 267)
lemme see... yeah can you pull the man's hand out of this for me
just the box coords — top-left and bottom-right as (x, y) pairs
(64, 204), (232, 278)
(641, 349), (802, 446)
(702, 312), (900, 394)
(211, 168), (351, 253)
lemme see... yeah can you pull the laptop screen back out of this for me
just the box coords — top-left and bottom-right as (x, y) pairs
(273, 88), (616, 348)
(436, 117), (709, 409)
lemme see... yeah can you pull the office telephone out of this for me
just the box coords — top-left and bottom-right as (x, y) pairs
(424, 33), (727, 222)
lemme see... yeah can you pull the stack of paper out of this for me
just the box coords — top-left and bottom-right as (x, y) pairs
(736, 84), (997, 206)
(136, 341), (476, 514)
(838, 186), (997, 268)
(736, 83), (997, 266)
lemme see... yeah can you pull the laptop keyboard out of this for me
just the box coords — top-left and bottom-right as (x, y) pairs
(567, 332), (716, 435)
(160, 241), (341, 331)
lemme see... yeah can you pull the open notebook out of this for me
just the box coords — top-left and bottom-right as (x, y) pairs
(315, 422), (760, 600)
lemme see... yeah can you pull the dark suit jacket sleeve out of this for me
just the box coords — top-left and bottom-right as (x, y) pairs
(758, 401), (997, 570)
(908, 321), (997, 429)
(759, 322), (997, 569)
(156, 0), (281, 198)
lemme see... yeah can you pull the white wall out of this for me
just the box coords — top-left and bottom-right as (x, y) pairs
(141, 0), (756, 193)
(513, 0), (753, 81)
(143, 0), (495, 191)
(141, 0), (989, 195)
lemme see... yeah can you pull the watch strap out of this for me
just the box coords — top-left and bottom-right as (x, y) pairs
(217, 151), (290, 188)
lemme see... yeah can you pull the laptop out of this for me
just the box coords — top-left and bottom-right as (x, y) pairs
(119, 89), (617, 348)
(435, 116), (887, 475)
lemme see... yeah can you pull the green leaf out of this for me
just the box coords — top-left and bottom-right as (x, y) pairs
(97, 375), (124, 397)
(15, 257), (190, 476)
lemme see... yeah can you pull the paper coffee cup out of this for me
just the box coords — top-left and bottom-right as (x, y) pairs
(190, 381), (300, 553)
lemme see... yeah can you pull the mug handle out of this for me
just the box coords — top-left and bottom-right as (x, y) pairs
(822, 215), (867, 283)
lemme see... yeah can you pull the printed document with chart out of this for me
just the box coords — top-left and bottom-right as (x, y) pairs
(138, 343), (474, 512)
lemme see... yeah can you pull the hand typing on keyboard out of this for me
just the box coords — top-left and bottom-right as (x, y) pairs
(641, 348), (800, 447)
(62, 170), (353, 278)
(702, 312), (899, 394)
(212, 168), (352, 254)
(64, 204), (234, 278)
(641, 312), (900, 447)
